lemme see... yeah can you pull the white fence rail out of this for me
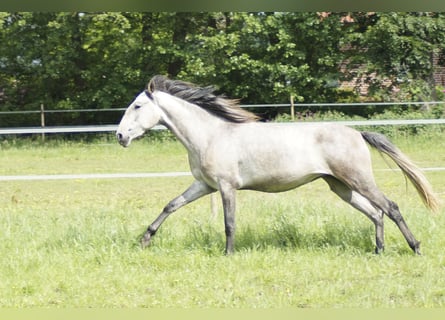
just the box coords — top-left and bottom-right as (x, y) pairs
(1, 119), (445, 136)
(1, 101), (444, 135)
(2, 167), (445, 182)
(0, 125), (165, 135)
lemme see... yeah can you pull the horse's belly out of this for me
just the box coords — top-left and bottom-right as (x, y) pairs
(240, 172), (323, 193)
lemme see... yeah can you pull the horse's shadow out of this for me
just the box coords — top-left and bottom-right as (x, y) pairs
(178, 220), (414, 256)
(243, 224), (370, 251)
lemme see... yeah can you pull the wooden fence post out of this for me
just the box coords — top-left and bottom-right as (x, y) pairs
(290, 95), (295, 121)
(40, 103), (45, 141)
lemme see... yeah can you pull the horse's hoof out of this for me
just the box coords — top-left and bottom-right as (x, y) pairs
(374, 246), (385, 255)
(413, 241), (421, 255)
(140, 232), (152, 249)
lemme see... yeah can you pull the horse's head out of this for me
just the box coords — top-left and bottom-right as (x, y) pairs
(116, 90), (161, 147)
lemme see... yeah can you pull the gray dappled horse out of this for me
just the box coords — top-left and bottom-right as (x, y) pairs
(117, 75), (439, 255)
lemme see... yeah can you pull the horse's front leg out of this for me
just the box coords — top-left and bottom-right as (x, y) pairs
(218, 180), (237, 255)
(141, 180), (215, 248)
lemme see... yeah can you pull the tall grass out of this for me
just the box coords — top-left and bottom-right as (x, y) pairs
(0, 131), (444, 307)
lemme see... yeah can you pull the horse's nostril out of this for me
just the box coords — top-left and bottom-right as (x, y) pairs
(117, 132), (123, 141)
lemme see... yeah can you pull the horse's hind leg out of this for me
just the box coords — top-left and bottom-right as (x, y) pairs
(324, 176), (421, 254)
(323, 176), (385, 253)
(382, 200), (421, 254)
(362, 191), (421, 254)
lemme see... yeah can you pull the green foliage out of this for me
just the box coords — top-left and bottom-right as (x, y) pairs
(1, 12), (445, 127)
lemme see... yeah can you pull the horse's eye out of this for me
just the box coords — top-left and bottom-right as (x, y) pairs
(134, 105), (141, 110)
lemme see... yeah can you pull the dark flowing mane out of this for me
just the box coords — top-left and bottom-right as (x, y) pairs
(147, 75), (260, 123)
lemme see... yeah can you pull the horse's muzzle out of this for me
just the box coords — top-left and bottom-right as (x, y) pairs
(116, 132), (129, 147)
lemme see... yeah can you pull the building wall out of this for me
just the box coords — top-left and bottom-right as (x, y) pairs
(340, 52), (445, 98)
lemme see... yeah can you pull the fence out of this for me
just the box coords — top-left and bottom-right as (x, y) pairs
(1, 101), (445, 136)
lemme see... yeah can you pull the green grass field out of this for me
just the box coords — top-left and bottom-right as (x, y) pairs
(0, 131), (444, 307)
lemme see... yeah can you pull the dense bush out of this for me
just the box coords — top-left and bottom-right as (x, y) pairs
(1, 12), (445, 127)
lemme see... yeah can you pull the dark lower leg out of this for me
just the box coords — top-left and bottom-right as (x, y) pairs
(219, 180), (236, 255)
(375, 222), (385, 254)
(386, 201), (421, 255)
(140, 181), (215, 249)
(141, 213), (167, 248)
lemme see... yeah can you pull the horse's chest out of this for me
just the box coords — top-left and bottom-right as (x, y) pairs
(187, 150), (241, 189)
(187, 153), (218, 187)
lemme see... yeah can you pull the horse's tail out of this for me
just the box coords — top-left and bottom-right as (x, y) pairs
(361, 131), (440, 213)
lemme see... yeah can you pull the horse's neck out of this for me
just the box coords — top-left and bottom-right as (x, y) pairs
(154, 91), (223, 152)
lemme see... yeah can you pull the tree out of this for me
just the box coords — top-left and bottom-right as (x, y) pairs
(0, 12), (145, 125)
(1, 12), (444, 127)
(346, 12), (445, 101)
(0, 12), (55, 112)
(176, 12), (348, 104)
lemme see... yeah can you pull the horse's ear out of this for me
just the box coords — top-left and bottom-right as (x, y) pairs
(144, 90), (153, 100)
